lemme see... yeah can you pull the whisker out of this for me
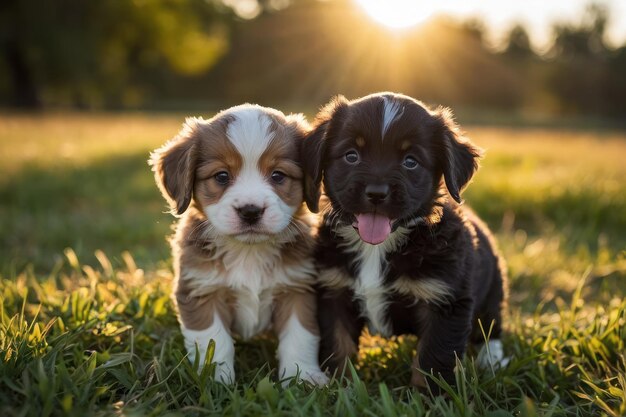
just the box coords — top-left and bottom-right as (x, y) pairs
(187, 219), (210, 240)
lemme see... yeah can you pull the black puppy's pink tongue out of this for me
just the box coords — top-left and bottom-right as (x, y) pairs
(355, 213), (392, 245)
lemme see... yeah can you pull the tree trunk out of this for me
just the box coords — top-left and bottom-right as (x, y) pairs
(5, 40), (41, 108)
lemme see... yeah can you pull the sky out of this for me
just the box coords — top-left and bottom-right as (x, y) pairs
(357, 0), (626, 52)
(224, 0), (626, 51)
(446, 0), (626, 51)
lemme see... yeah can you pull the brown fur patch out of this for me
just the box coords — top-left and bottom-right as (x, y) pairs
(400, 139), (411, 151)
(258, 116), (305, 208)
(330, 321), (358, 375)
(280, 213), (315, 269)
(318, 267), (352, 290)
(173, 211), (221, 271)
(390, 277), (452, 304)
(356, 136), (365, 147)
(150, 114), (241, 215)
(193, 115), (243, 209)
(272, 288), (318, 335)
(410, 355), (428, 388)
(170, 210), (230, 331)
(150, 123), (198, 215)
(175, 283), (235, 331)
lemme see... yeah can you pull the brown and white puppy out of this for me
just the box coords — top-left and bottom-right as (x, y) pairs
(303, 92), (508, 390)
(150, 104), (328, 385)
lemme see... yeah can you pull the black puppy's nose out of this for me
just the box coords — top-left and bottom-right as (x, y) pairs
(365, 184), (390, 204)
(236, 204), (265, 225)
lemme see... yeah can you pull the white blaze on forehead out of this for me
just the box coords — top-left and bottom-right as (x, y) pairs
(204, 105), (296, 236)
(226, 107), (275, 166)
(381, 96), (405, 140)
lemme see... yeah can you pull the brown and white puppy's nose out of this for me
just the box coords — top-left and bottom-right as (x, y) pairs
(236, 204), (265, 225)
(365, 184), (390, 205)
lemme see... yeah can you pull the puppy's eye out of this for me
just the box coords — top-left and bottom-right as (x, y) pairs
(403, 156), (418, 169)
(270, 171), (286, 184)
(345, 150), (359, 164)
(214, 171), (230, 185)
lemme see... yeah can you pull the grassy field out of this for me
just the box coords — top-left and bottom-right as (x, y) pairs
(0, 113), (625, 416)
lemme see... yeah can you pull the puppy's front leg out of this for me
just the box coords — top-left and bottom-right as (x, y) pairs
(412, 297), (473, 391)
(176, 289), (235, 383)
(273, 289), (328, 386)
(317, 286), (364, 379)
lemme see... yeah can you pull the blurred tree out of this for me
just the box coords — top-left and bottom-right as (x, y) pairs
(0, 0), (228, 108)
(500, 24), (541, 113)
(505, 24), (533, 58)
(605, 46), (626, 115)
(203, 0), (524, 110)
(547, 3), (611, 115)
(0, 0), (624, 117)
(551, 3), (608, 58)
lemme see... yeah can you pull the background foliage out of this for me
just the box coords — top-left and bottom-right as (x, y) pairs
(1, 0), (626, 118)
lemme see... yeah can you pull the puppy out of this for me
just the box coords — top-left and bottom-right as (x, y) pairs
(302, 92), (508, 390)
(150, 104), (328, 385)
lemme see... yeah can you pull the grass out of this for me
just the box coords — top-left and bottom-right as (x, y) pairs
(1, 113), (625, 416)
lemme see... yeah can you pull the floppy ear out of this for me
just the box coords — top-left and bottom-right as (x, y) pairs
(435, 108), (482, 204)
(284, 112), (310, 154)
(285, 113), (310, 137)
(149, 118), (201, 215)
(302, 95), (349, 213)
(301, 121), (327, 213)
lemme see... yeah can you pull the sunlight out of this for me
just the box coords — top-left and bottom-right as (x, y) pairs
(353, 0), (436, 29)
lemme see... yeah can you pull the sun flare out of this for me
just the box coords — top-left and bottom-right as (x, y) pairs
(354, 0), (436, 29)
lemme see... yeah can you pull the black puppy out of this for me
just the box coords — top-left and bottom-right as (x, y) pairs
(303, 92), (508, 389)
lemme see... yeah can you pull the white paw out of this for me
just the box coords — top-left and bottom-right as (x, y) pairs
(301, 368), (330, 386)
(185, 345), (203, 368)
(181, 322), (235, 383)
(185, 345), (236, 383)
(280, 366), (329, 387)
(214, 362), (236, 384)
(476, 340), (510, 369)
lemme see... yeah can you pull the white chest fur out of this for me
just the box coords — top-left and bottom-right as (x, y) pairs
(354, 243), (391, 336)
(222, 241), (281, 339)
(227, 250), (277, 339)
(335, 225), (410, 337)
(182, 238), (314, 340)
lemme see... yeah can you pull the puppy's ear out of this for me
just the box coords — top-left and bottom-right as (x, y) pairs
(302, 95), (349, 213)
(284, 113), (310, 143)
(435, 108), (482, 204)
(149, 118), (201, 215)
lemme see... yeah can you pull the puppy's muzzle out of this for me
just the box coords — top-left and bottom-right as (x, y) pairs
(236, 204), (265, 225)
(365, 184), (390, 205)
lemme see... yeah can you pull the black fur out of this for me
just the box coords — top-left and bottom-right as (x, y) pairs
(304, 92), (508, 390)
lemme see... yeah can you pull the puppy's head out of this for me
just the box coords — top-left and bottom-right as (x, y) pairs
(303, 92), (481, 245)
(150, 105), (308, 243)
